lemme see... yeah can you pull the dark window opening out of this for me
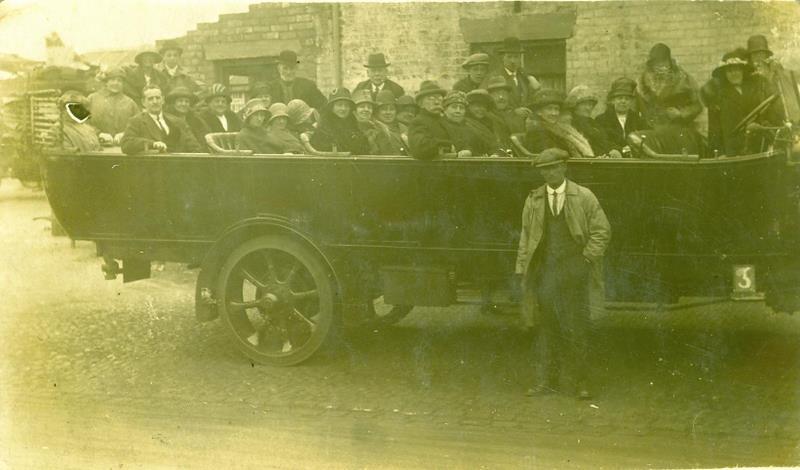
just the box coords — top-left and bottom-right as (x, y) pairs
(472, 39), (566, 92)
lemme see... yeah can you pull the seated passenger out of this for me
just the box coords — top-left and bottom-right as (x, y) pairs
(594, 78), (647, 154)
(565, 86), (620, 158)
(453, 53), (490, 94)
(440, 91), (476, 157)
(286, 99), (317, 137)
(121, 84), (203, 155)
(352, 89), (404, 155)
(524, 89), (595, 158)
(248, 81), (273, 105)
(310, 88), (370, 154)
(264, 103), (304, 154)
(395, 95), (418, 127)
(485, 76), (519, 141)
(200, 84), (242, 133)
(156, 40), (199, 95)
(408, 80), (453, 160)
(236, 98), (271, 153)
(268, 50), (327, 110)
(87, 67), (139, 146)
(57, 90), (102, 152)
(164, 86), (210, 148)
(465, 89), (509, 157)
(373, 90), (408, 154)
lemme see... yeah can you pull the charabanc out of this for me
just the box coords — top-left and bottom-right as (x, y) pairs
(39, 72), (800, 366)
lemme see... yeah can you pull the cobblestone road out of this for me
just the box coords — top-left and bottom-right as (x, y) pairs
(1, 180), (799, 468)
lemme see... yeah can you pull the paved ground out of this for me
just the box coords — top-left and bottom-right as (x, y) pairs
(1, 179), (799, 469)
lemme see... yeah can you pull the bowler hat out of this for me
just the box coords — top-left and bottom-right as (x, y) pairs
(712, 49), (751, 80)
(746, 34), (773, 58)
(134, 50), (162, 65)
(375, 89), (397, 107)
(528, 88), (565, 111)
(443, 90), (467, 108)
(607, 77), (637, 99)
(267, 102), (290, 124)
(396, 94), (418, 111)
(158, 40), (183, 56)
(565, 85), (598, 109)
(326, 87), (355, 107)
(461, 53), (490, 69)
(165, 86), (197, 105)
(647, 43), (672, 67)
(466, 89), (494, 108)
(498, 37), (523, 54)
(352, 89), (375, 106)
(534, 148), (569, 168)
(241, 98), (270, 122)
(205, 83), (231, 103)
(415, 80), (446, 103)
(278, 50), (299, 66)
(102, 67), (126, 82)
(485, 75), (512, 92)
(364, 53), (390, 68)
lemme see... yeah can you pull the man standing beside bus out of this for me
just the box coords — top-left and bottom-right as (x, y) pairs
(516, 148), (610, 399)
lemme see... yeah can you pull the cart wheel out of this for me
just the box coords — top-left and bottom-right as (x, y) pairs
(367, 296), (413, 326)
(216, 235), (338, 366)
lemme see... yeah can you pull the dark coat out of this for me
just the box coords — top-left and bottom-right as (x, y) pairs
(354, 79), (405, 100)
(199, 109), (243, 134)
(717, 81), (762, 156)
(408, 109), (453, 160)
(165, 106), (211, 149)
(452, 77), (483, 94)
(495, 68), (540, 108)
(123, 66), (168, 103)
(637, 63), (703, 128)
(441, 119), (477, 153)
(524, 120), (564, 154)
(594, 108), (648, 151)
(268, 77), (327, 109)
(465, 116), (505, 156)
(156, 64), (200, 95)
(310, 110), (371, 155)
(571, 115), (613, 156)
(120, 111), (203, 155)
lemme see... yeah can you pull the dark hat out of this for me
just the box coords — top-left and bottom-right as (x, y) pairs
(352, 89), (375, 106)
(534, 148), (569, 168)
(396, 94), (418, 110)
(498, 37), (523, 54)
(466, 89), (494, 108)
(528, 88), (565, 110)
(712, 49), (750, 80)
(241, 98), (270, 122)
(647, 43), (672, 66)
(158, 40), (183, 56)
(327, 87), (355, 107)
(565, 85), (598, 109)
(364, 53), (390, 68)
(607, 77), (637, 99)
(746, 34), (773, 58)
(415, 80), (447, 103)
(102, 67), (126, 82)
(134, 50), (162, 65)
(205, 83), (231, 103)
(165, 86), (197, 105)
(278, 50), (299, 66)
(375, 89), (397, 107)
(485, 75), (512, 92)
(443, 90), (467, 108)
(58, 89), (88, 108)
(248, 80), (271, 97)
(461, 53), (490, 69)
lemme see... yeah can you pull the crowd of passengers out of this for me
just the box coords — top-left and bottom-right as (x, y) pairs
(57, 35), (788, 159)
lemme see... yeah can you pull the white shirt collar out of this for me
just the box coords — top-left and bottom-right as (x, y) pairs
(149, 112), (164, 121)
(217, 114), (228, 131)
(547, 180), (566, 195)
(164, 64), (179, 76)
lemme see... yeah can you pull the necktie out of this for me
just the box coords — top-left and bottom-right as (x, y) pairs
(551, 192), (560, 216)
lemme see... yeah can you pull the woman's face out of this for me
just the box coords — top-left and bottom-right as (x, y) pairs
(725, 67), (744, 86)
(468, 103), (488, 119)
(444, 103), (466, 123)
(248, 111), (266, 128)
(332, 101), (351, 119)
(574, 101), (595, 118)
(269, 116), (288, 130)
(209, 96), (229, 116)
(536, 104), (561, 124)
(355, 103), (373, 122)
(612, 95), (633, 114)
(173, 97), (192, 114)
(376, 104), (396, 124)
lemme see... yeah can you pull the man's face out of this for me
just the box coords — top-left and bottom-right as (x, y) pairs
(538, 162), (567, 187)
(396, 107), (416, 125)
(444, 103), (465, 123)
(208, 96), (229, 116)
(725, 67), (744, 86)
(332, 101), (351, 119)
(750, 51), (770, 65)
(419, 94), (443, 115)
(163, 50), (181, 68)
(106, 77), (123, 94)
(172, 97), (192, 114)
(489, 89), (510, 111)
(355, 103), (373, 122)
(536, 104), (561, 124)
(652, 60), (671, 75)
(612, 95), (633, 114)
(502, 53), (520, 72)
(139, 56), (157, 70)
(468, 102), (488, 119)
(142, 88), (163, 114)
(367, 67), (388, 86)
(574, 101), (595, 118)
(467, 64), (488, 84)
(278, 63), (296, 82)
(376, 104), (396, 124)
(255, 94), (272, 108)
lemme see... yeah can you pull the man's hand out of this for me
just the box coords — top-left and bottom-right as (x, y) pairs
(98, 133), (113, 145)
(456, 150), (472, 158)
(151, 141), (168, 152)
(608, 149), (623, 159)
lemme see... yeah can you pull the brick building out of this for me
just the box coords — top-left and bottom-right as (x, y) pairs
(159, 1), (800, 117)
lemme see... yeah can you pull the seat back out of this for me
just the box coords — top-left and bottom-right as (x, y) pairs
(510, 133), (535, 158)
(299, 131), (351, 157)
(206, 132), (252, 155)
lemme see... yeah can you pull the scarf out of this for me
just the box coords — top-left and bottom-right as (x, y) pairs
(538, 119), (595, 158)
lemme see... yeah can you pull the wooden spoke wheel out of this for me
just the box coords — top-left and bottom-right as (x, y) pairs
(367, 296), (413, 326)
(216, 235), (337, 366)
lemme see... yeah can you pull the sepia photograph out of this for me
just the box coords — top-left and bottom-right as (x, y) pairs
(1, 0), (799, 467)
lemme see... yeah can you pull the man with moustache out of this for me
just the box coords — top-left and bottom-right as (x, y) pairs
(354, 53), (405, 100)
(121, 84), (202, 155)
(268, 50), (327, 110)
(408, 80), (452, 160)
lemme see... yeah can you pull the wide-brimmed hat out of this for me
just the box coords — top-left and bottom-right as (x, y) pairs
(352, 89), (375, 106)
(484, 75), (512, 92)
(712, 49), (751, 80)
(746, 34), (773, 58)
(528, 89), (565, 111)
(158, 40), (183, 56)
(415, 80), (446, 103)
(607, 77), (637, 99)
(278, 50), (299, 66)
(134, 50), (162, 65)
(205, 83), (231, 103)
(165, 86), (197, 105)
(286, 99), (315, 124)
(647, 43), (672, 67)
(443, 90), (467, 108)
(462, 53), (490, 69)
(102, 67), (126, 82)
(267, 103), (290, 123)
(466, 89), (494, 108)
(396, 94), (418, 111)
(565, 85), (598, 109)
(533, 148), (569, 168)
(364, 53), (390, 68)
(375, 89), (397, 107)
(326, 88), (355, 107)
(498, 37), (523, 54)
(241, 98), (270, 122)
